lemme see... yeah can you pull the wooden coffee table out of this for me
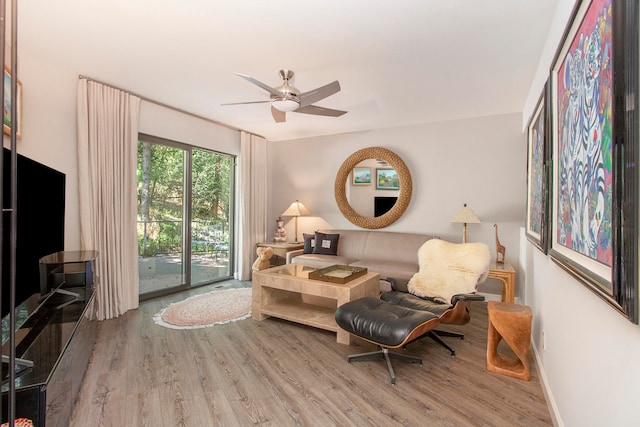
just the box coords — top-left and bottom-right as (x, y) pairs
(252, 264), (380, 344)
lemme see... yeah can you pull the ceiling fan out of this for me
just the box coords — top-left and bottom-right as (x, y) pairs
(222, 69), (347, 123)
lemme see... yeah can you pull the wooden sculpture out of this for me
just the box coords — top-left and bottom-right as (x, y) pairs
(494, 223), (506, 264)
(486, 301), (532, 381)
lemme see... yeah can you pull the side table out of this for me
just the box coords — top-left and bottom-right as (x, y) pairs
(487, 261), (516, 303)
(486, 301), (532, 381)
(256, 242), (304, 266)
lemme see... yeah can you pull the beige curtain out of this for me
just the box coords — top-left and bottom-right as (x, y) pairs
(237, 131), (268, 280)
(77, 78), (141, 320)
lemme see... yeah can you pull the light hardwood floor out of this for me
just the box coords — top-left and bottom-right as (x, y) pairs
(70, 281), (553, 426)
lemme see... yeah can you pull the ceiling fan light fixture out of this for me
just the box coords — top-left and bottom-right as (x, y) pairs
(227, 69), (346, 121)
(272, 98), (299, 112)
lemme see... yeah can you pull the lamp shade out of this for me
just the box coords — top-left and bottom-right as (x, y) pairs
(450, 204), (481, 224)
(281, 200), (311, 217)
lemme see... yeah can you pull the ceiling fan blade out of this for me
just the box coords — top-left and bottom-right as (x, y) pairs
(271, 105), (286, 123)
(234, 72), (282, 97)
(298, 81), (341, 107)
(221, 100), (271, 106)
(295, 104), (347, 117)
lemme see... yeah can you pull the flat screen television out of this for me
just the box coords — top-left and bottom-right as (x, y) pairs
(2, 148), (65, 318)
(374, 196), (397, 217)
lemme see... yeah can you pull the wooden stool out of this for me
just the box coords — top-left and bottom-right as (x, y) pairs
(486, 301), (532, 381)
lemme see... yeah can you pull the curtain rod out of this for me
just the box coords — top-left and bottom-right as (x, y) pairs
(78, 74), (266, 140)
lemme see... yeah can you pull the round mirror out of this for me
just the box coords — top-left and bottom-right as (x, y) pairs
(334, 147), (412, 229)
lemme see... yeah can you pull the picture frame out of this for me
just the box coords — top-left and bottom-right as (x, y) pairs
(549, 0), (638, 323)
(525, 83), (550, 253)
(376, 168), (399, 190)
(352, 167), (371, 185)
(3, 66), (22, 139)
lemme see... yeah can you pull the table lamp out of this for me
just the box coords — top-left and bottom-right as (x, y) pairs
(450, 203), (481, 243)
(281, 200), (310, 244)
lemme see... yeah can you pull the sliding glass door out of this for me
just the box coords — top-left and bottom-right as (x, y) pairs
(190, 149), (233, 286)
(137, 134), (235, 297)
(137, 141), (185, 294)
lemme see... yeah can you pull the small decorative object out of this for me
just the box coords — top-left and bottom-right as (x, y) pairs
(252, 246), (273, 272)
(273, 217), (286, 242)
(494, 223), (506, 264)
(1, 419), (34, 427)
(450, 203), (481, 243)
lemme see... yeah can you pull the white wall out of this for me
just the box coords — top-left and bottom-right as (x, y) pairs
(138, 102), (240, 156)
(8, 54), (80, 248)
(520, 1), (640, 426)
(268, 112), (526, 298)
(13, 52), (241, 253)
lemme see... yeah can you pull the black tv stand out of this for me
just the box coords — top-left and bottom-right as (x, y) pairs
(1, 355), (33, 383)
(1, 288), (96, 426)
(38, 250), (98, 302)
(38, 287), (80, 311)
(1, 355), (33, 368)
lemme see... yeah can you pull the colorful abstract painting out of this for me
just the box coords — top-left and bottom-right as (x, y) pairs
(556, 0), (612, 266)
(528, 103), (545, 237)
(2, 66), (22, 138)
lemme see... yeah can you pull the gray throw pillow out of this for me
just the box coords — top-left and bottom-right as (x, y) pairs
(303, 233), (316, 254)
(312, 232), (340, 255)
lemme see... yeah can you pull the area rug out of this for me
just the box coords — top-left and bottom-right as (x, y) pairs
(153, 287), (252, 330)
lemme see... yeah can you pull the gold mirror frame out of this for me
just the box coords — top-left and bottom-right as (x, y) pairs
(334, 147), (412, 229)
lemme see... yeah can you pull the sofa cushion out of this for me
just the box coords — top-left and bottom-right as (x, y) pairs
(349, 259), (418, 281)
(316, 229), (435, 263)
(359, 231), (433, 263)
(303, 233), (315, 254)
(291, 253), (358, 269)
(320, 230), (369, 260)
(313, 232), (340, 255)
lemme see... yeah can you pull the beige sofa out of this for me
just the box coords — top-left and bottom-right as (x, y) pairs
(286, 229), (438, 291)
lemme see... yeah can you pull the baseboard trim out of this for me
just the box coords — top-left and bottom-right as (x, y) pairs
(531, 343), (564, 427)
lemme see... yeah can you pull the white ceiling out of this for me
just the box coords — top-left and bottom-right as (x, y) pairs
(19, 0), (557, 142)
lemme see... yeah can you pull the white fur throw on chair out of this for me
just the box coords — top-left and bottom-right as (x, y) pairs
(408, 239), (491, 303)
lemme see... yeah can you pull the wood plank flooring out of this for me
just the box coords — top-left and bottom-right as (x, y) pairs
(70, 281), (553, 426)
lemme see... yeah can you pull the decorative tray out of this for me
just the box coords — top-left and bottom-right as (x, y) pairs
(308, 265), (368, 284)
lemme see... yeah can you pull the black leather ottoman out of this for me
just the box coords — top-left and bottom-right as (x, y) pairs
(335, 297), (440, 384)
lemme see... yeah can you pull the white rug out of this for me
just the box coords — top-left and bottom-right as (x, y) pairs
(153, 287), (252, 330)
